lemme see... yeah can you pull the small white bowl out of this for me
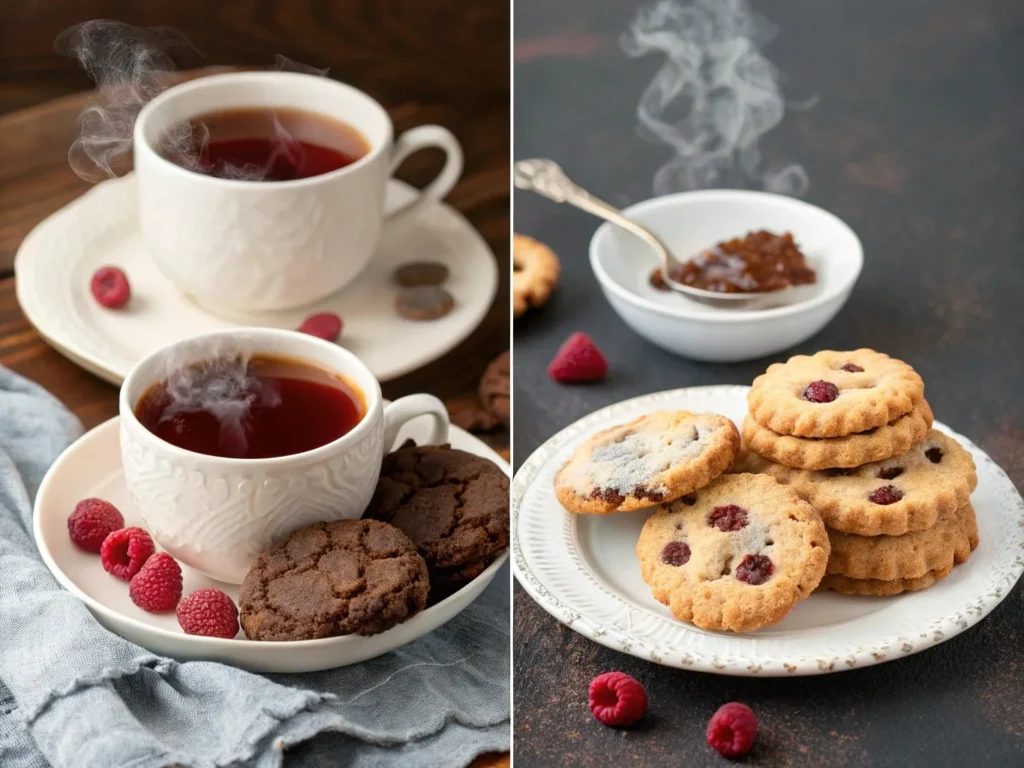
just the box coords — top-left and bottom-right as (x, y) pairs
(589, 190), (863, 362)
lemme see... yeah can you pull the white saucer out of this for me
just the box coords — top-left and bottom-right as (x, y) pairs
(513, 385), (1024, 676)
(15, 174), (499, 384)
(34, 415), (509, 673)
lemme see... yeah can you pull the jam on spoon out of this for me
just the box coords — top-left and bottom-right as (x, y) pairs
(649, 230), (815, 294)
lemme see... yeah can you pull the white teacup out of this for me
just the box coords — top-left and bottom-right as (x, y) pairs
(132, 71), (463, 313)
(118, 328), (449, 583)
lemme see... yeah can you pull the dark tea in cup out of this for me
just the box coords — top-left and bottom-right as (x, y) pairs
(162, 106), (370, 181)
(135, 354), (364, 458)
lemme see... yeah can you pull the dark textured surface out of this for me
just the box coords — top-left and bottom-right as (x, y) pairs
(513, 0), (1024, 765)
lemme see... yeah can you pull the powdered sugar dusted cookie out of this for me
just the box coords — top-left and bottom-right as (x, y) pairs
(741, 399), (933, 470)
(742, 430), (977, 536)
(827, 502), (978, 581)
(637, 473), (829, 632)
(818, 564), (959, 596)
(554, 411), (740, 514)
(747, 349), (925, 438)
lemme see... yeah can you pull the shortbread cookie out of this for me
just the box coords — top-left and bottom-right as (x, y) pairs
(747, 350), (925, 438)
(637, 473), (829, 632)
(513, 234), (560, 317)
(554, 411), (740, 514)
(742, 430), (977, 536)
(818, 564), (957, 596)
(741, 400), (933, 470)
(827, 502), (979, 580)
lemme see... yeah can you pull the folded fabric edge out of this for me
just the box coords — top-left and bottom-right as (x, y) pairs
(246, 707), (512, 768)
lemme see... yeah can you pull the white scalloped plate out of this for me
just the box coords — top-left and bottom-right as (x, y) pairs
(15, 173), (498, 384)
(512, 385), (1024, 676)
(34, 415), (509, 673)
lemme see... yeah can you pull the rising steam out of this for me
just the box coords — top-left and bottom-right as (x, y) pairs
(621, 0), (810, 197)
(56, 21), (326, 182)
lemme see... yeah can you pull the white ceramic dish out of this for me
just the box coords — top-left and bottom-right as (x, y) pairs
(589, 190), (863, 362)
(15, 173), (498, 385)
(34, 415), (509, 673)
(513, 385), (1024, 676)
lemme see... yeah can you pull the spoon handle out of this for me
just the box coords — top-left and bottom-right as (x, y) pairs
(514, 158), (674, 258)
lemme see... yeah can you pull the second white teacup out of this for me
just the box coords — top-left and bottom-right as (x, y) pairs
(133, 71), (463, 313)
(118, 328), (450, 583)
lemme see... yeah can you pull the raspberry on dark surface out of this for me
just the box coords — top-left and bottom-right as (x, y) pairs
(707, 504), (749, 532)
(177, 589), (239, 638)
(90, 266), (131, 309)
(297, 312), (343, 341)
(925, 447), (943, 463)
(735, 554), (774, 585)
(707, 702), (758, 758)
(661, 541), (691, 567)
(804, 380), (839, 403)
(840, 363), (864, 373)
(588, 672), (648, 727)
(129, 552), (183, 612)
(877, 467), (904, 480)
(67, 498), (124, 553)
(869, 485), (904, 505)
(548, 332), (608, 383)
(100, 527), (155, 580)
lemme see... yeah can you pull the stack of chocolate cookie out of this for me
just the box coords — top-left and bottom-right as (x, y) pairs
(740, 349), (979, 596)
(553, 410), (832, 632)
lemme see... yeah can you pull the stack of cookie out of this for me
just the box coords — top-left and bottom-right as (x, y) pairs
(553, 410), (832, 632)
(740, 349), (979, 596)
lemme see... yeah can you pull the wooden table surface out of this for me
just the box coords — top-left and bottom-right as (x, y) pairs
(513, 0), (1023, 766)
(0, 3), (509, 766)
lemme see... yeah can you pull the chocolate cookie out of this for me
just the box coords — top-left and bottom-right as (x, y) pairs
(238, 519), (428, 641)
(479, 350), (510, 427)
(396, 286), (455, 320)
(364, 445), (509, 589)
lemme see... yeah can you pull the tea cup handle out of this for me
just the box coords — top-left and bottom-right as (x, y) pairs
(385, 125), (463, 220)
(382, 394), (450, 451)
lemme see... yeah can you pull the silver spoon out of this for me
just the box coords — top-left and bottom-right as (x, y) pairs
(513, 158), (817, 310)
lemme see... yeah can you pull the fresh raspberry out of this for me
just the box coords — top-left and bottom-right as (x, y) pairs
(101, 527), (155, 580)
(868, 485), (903, 505)
(707, 702), (758, 758)
(707, 504), (749, 532)
(67, 498), (124, 553)
(661, 541), (691, 566)
(176, 589), (239, 638)
(735, 554), (774, 585)
(588, 672), (647, 727)
(548, 332), (607, 383)
(90, 266), (131, 309)
(128, 552), (183, 612)
(298, 312), (343, 341)
(804, 380), (839, 403)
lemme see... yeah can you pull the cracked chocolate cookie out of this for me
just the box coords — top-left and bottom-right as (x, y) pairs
(554, 411), (740, 514)
(238, 519), (429, 641)
(363, 445), (509, 591)
(637, 473), (829, 632)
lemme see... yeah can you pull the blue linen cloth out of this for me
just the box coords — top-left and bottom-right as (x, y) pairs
(0, 367), (509, 767)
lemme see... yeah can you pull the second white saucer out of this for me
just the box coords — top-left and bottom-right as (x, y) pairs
(15, 173), (499, 384)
